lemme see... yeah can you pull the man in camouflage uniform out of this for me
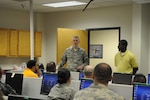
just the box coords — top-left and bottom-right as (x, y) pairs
(58, 36), (89, 72)
(73, 63), (124, 100)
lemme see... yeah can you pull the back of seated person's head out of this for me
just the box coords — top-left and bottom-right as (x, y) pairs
(38, 63), (44, 70)
(94, 63), (112, 84)
(46, 61), (56, 72)
(133, 73), (146, 84)
(27, 60), (37, 69)
(83, 65), (94, 78)
(57, 68), (71, 85)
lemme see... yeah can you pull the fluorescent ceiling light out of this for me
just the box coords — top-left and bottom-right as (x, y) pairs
(42, 1), (87, 8)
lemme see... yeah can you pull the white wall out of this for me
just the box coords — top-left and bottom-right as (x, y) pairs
(141, 3), (150, 74)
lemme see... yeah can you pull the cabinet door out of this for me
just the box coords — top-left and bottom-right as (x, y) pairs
(9, 29), (18, 56)
(18, 30), (30, 56)
(0, 29), (9, 56)
(34, 32), (42, 57)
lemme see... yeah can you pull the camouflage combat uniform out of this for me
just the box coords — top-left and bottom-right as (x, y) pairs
(48, 83), (76, 100)
(58, 46), (89, 71)
(73, 84), (124, 100)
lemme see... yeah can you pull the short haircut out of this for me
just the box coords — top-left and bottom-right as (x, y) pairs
(83, 65), (93, 77)
(27, 60), (37, 68)
(46, 61), (56, 72)
(120, 39), (128, 47)
(133, 73), (146, 83)
(73, 36), (79, 39)
(57, 68), (70, 84)
(94, 63), (112, 83)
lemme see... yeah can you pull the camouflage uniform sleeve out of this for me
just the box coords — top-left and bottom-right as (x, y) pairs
(58, 49), (67, 68)
(81, 50), (89, 69)
(73, 91), (86, 100)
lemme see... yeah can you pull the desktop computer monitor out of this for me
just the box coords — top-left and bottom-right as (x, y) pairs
(5, 72), (23, 95)
(112, 72), (133, 85)
(148, 74), (150, 84)
(80, 78), (93, 90)
(40, 72), (58, 95)
(79, 71), (84, 80)
(133, 83), (150, 100)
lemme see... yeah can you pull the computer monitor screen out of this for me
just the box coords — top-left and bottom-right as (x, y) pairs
(79, 71), (84, 80)
(40, 72), (58, 95)
(133, 83), (150, 100)
(80, 78), (93, 90)
(148, 74), (150, 84)
(5, 72), (23, 95)
(112, 72), (133, 85)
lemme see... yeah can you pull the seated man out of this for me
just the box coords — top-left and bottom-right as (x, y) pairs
(73, 63), (124, 100)
(0, 67), (17, 96)
(83, 65), (93, 79)
(23, 60), (41, 78)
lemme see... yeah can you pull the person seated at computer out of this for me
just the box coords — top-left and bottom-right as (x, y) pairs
(73, 63), (124, 100)
(46, 61), (56, 72)
(83, 65), (94, 79)
(132, 73), (146, 84)
(129, 73), (147, 100)
(0, 67), (17, 96)
(38, 63), (45, 70)
(23, 60), (42, 78)
(48, 68), (76, 100)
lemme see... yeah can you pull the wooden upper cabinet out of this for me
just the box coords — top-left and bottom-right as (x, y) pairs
(9, 29), (18, 56)
(0, 29), (9, 56)
(34, 32), (42, 57)
(18, 30), (42, 57)
(0, 29), (42, 57)
(18, 30), (30, 56)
